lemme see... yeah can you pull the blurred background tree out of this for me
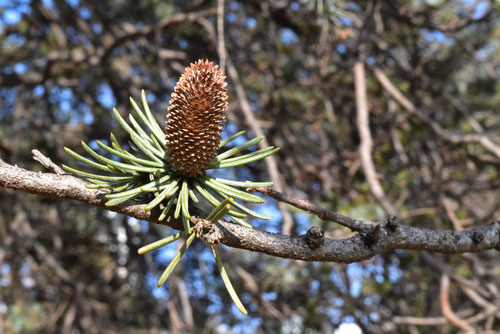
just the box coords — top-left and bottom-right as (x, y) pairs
(0, 0), (499, 333)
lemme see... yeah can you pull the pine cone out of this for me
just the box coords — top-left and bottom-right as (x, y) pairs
(166, 60), (228, 177)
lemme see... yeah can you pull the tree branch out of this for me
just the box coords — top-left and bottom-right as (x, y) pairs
(32, 149), (65, 175)
(0, 159), (498, 263)
(440, 274), (475, 334)
(354, 62), (398, 215)
(194, 16), (295, 235)
(0, 9), (215, 88)
(226, 55), (295, 236)
(248, 187), (374, 232)
(372, 67), (500, 160)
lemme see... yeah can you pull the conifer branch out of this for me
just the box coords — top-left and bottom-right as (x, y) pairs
(2, 159), (498, 263)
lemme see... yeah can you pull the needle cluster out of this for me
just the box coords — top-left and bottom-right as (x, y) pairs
(63, 60), (279, 315)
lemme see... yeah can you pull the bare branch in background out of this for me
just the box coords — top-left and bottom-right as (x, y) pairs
(354, 61), (398, 215)
(196, 16), (295, 235)
(226, 58), (295, 235)
(217, 0), (226, 73)
(0, 9), (216, 88)
(440, 274), (475, 334)
(2, 1), (500, 331)
(373, 68), (500, 160)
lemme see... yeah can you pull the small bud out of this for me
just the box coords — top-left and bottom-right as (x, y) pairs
(472, 231), (484, 244)
(305, 225), (325, 249)
(364, 224), (381, 246)
(386, 216), (399, 232)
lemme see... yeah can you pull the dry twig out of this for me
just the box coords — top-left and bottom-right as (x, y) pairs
(440, 274), (475, 334)
(354, 62), (398, 215)
(373, 68), (500, 160)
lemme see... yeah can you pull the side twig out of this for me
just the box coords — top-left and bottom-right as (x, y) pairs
(32, 149), (65, 175)
(248, 187), (374, 232)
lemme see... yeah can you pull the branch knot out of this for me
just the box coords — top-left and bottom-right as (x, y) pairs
(192, 217), (224, 245)
(305, 225), (325, 249)
(364, 224), (381, 247)
(386, 216), (399, 232)
(471, 231), (484, 244)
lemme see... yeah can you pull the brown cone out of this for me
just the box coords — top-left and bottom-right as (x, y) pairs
(166, 59), (227, 177)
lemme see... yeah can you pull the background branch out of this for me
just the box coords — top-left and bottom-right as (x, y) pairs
(226, 54), (295, 235)
(1, 1), (500, 330)
(372, 67), (500, 160)
(440, 274), (475, 334)
(354, 61), (398, 215)
(194, 14), (295, 235)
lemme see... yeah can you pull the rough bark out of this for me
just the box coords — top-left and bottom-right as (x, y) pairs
(1, 159), (498, 263)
